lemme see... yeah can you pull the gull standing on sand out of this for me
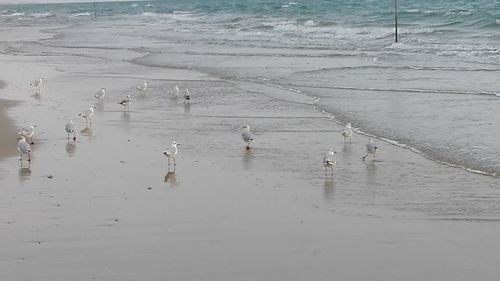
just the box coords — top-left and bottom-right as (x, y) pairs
(30, 78), (43, 94)
(362, 139), (378, 161)
(94, 88), (106, 103)
(17, 134), (32, 162)
(119, 94), (132, 111)
(136, 81), (148, 95)
(65, 119), (76, 141)
(184, 88), (191, 104)
(323, 148), (337, 174)
(79, 105), (96, 127)
(241, 125), (255, 150)
(163, 141), (180, 166)
(19, 124), (36, 145)
(341, 123), (353, 143)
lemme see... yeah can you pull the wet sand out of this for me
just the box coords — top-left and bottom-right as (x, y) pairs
(1, 25), (500, 281)
(0, 79), (19, 161)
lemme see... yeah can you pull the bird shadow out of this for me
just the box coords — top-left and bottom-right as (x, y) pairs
(164, 170), (178, 187)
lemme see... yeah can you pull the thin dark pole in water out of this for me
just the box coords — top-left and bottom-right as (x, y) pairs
(394, 0), (398, 42)
(93, 0), (97, 19)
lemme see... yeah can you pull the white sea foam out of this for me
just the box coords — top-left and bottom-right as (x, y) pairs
(72, 12), (91, 17)
(32, 12), (53, 18)
(304, 20), (315, 27)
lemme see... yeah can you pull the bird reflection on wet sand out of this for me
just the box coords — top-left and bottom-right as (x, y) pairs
(18, 167), (31, 181)
(66, 141), (76, 156)
(184, 103), (191, 114)
(242, 150), (253, 170)
(164, 171), (178, 187)
(121, 111), (130, 123)
(323, 178), (335, 201)
(80, 127), (95, 140)
(94, 103), (104, 113)
(365, 161), (377, 183)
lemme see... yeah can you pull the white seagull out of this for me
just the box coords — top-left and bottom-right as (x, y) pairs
(17, 134), (32, 162)
(19, 124), (36, 145)
(94, 88), (106, 103)
(30, 78), (43, 94)
(323, 148), (337, 174)
(184, 88), (191, 104)
(163, 141), (180, 166)
(65, 119), (76, 141)
(136, 81), (149, 95)
(362, 139), (378, 161)
(241, 125), (255, 150)
(118, 94), (132, 111)
(79, 105), (96, 127)
(341, 123), (353, 143)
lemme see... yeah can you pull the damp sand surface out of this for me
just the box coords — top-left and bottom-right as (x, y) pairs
(1, 23), (500, 281)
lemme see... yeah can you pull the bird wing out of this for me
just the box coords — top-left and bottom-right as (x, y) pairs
(18, 141), (31, 153)
(242, 130), (253, 142)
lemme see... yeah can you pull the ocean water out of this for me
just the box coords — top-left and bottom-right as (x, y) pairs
(1, 0), (499, 177)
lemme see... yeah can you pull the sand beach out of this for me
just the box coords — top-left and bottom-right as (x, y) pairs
(1, 2), (500, 280)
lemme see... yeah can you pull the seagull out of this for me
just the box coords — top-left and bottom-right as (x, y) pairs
(118, 94), (132, 111)
(323, 148), (337, 174)
(19, 124), (36, 145)
(241, 125), (254, 150)
(184, 88), (191, 104)
(79, 105), (96, 127)
(65, 119), (76, 141)
(362, 139), (378, 161)
(17, 134), (32, 162)
(169, 85), (180, 99)
(341, 123), (353, 143)
(163, 141), (180, 166)
(94, 88), (106, 103)
(29, 78), (43, 94)
(136, 81), (148, 95)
